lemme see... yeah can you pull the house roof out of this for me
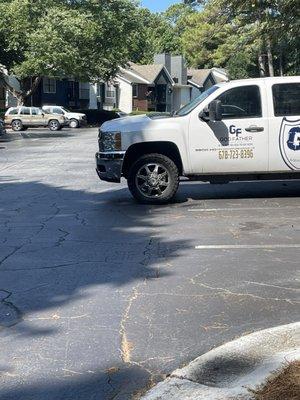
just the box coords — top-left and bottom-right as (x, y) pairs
(187, 69), (212, 88)
(118, 63), (173, 85)
(188, 68), (229, 88)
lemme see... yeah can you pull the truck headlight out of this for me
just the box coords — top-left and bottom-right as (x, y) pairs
(98, 131), (122, 152)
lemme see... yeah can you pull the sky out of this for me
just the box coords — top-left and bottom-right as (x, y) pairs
(141, 0), (177, 12)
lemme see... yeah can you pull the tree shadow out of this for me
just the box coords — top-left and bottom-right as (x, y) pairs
(0, 180), (189, 335)
(0, 129), (75, 142)
(1, 177), (299, 399)
(0, 179), (190, 398)
(0, 363), (154, 400)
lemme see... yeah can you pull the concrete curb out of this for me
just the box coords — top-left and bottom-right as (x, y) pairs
(142, 322), (300, 400)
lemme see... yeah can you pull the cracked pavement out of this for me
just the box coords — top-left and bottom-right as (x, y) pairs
(0, 128), (299, 399)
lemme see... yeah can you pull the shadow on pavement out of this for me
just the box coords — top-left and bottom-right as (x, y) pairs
(0, 178), (299, 399)
(0, 363), (153, 400)
(0, 179), (189, 399)
(176, 179), (300, 203)
(0, 130), (75, 142)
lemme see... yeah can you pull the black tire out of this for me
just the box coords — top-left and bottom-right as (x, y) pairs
(48, 119), (61, 131)
(69, 118), (79, 128)
(127, 153), (179, 204)
(11, 119), (23, 132)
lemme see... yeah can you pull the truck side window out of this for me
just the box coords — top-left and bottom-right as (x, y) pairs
(20, 107), (30, 115)
(31, 108), (42, 115)
(217, 85), (262, 119)
(272, 83), (300, 116)
(53, 107), (64, 115)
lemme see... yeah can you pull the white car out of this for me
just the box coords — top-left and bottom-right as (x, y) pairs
(96, 76), (300, 204)
(42, 106), (87, 128)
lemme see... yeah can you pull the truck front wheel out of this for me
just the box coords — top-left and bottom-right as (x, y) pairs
(127, 153), (179, 204)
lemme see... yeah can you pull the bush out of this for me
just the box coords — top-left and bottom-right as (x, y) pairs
(0, 109), (6, 120)
(130, 110), (150, 115)
(74, 109), (120, 125)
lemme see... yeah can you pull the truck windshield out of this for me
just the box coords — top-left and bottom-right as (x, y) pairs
(176, 85), (220, 116)
(62, 107), (71, 113)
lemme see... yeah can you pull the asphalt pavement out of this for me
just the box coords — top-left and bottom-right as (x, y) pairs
(0, 127), (299, 400)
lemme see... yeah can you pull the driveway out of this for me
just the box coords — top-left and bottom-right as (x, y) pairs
(0, 128), (299, 399)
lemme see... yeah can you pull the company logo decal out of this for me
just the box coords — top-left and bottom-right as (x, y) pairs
(229, 125), (242, 137)
(279, 118), (300, 170)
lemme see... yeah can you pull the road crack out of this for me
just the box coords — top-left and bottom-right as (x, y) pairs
(190, 279), (299, 305)
(0, 289), (22, 328)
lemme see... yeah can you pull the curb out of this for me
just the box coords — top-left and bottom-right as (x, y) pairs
(142, 322), (300, 400)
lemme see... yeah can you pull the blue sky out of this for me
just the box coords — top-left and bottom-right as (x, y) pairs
(141, 0), (177, 12)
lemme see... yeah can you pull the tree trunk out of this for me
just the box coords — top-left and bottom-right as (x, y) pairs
(0, 74), (41, 106)
(258, 53), (266, 77)
(279, 48), (284, 76)
(266, 38), (274, 77)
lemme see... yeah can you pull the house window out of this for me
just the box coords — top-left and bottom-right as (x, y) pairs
(79, 82), (90, 100)
(106, 84), (115, 98)
(43, 78), (56, 94)
(68, 81), (75, 100)
(132, 84), (138, 98)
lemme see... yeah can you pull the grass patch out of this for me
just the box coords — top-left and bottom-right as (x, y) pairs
(250, 360), (300, 400)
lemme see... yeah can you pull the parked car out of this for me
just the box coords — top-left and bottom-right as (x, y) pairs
(0, 118), (6, 135)
(5, 107), (67, 131)
(96, 76), (300, 204)
(42, 105), (87, 128)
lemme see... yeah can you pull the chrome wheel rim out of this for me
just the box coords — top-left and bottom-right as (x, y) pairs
(50, 121), (58, 130)
(13, 121), (21, 130)
(135, 163), (170, 198)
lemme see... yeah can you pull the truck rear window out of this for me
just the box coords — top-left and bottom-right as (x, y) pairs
(272, 83), (300, 116)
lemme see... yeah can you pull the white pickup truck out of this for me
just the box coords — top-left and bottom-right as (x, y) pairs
(95, 77), (300, 203)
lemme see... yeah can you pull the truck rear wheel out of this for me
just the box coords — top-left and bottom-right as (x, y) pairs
(127, 153), (179, 204)
(48, 120), (61, 131)
(11, 119), (23, 131)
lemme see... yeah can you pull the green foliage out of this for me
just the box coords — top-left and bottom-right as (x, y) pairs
(132, 3), (195, 65)
(0, 0), (141, 101)
(0, 0), (299, 99)
(178, 0), (300, 77)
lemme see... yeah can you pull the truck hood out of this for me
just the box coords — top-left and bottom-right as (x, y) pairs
(66, 112), (86, 119)
(100, 113), (172, 133)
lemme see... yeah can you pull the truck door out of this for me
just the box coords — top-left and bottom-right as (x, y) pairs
(189, 84), (269, 174)
(267, 81), (300, 172)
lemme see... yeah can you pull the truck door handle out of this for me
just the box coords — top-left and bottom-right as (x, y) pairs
(245, 125), (264, 132)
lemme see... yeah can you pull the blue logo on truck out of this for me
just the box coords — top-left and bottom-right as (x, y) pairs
(279, 118), (300, 170)
(287, 127), (300, 151)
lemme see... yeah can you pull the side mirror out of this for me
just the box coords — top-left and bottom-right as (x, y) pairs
(209, 100), (222, 122)
(199, 107), (209, 121)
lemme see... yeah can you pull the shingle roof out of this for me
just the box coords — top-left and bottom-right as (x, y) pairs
(118, 63), (167, 85)
(187, 69), (211, 87)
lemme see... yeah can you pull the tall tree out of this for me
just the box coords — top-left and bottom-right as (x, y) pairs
(0, 0), (141, 105)
(179, 0), (300, 78)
